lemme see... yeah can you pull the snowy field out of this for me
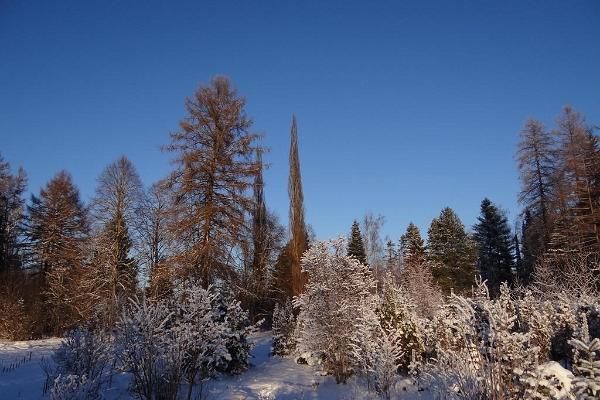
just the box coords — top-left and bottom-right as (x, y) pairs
(0, 332), (425, 400)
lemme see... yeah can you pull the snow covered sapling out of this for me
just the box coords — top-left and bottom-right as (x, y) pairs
(271, 299), (295, 356)
(214, 283), (260, 374)
(294, 238), (379, 383)
(174, 283), (231, 399)
(44, 328), (111, 400)
(115, 296), (183, 400)
(570, 337), (600, 399)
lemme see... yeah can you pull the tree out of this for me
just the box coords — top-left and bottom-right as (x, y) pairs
(427, 207), (477, 294)
(384, 240), (398, 274)
(164, 77), (261, 285)
(136, 181), (171, 298)
(551, 106), (600, 255)
(26, 171), (88, 333)
(347, 220), (367, 265)
(361, 212), (385, 275)
(400, 222), (426, 268)
(473, 198), (514, 296)
(294, 238), (379, 383)
(516, 119), (556, 257)
(0, 153), (27, 271)
(288, 115), (308, 296)
(89, 156), (144, 326)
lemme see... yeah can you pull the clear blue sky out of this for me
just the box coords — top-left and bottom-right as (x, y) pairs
(1, 0), (599, 241)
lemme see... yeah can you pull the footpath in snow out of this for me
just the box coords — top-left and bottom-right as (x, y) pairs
(0, 332), (424, 399)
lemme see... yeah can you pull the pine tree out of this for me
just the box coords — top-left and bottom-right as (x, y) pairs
(288, 115), (308, 296)
(384, 240), (398, 273)
(473, 198), (514, 297)
(164, 77), (261, 285)
(427, 207), (477, 294)
(0, 153), (27, 271)
(26, 171), (88, 333)
(347, 220), (367, 265)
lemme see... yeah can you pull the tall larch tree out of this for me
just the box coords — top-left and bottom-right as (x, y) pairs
(0, 154), (27, 271)
(473, 198), (514, 297)
(516, 118), (556, 276)
(288, 115), (308, 296)
(165, 77), (261, 286)
(427, 207), (477, 294)
(26, 171), (88, 334)
(89, 156), (143, 326)
(347, 220), (367, 265)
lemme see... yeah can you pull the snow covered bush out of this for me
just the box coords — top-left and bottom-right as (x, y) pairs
(271, 298), (296, 356)
(294, 238), (379, 383)
(174, 282), (232, 399)
(115, 296), (184, 400)
(519, 361), (574, 400)
(44, 328), (111, 400)
(377, 271), (424, 373)
(570, 337), (600, 399)
(360, 328), (403, 400)
(214, 282), (260, 374)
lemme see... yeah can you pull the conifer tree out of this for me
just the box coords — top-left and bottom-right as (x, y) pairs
(384, 240), (398, 273)
(0, 153), (27, 271)
(288, 115), (308, 296)
(427, 207), (477, 294)
(473, 198), (514, 296)
(347, 220), (367, 265)
(26, 171), (88, 333)
(516, 118), (556, 270)
(400, 222), (426, 268)
(164, 77), (261, 285)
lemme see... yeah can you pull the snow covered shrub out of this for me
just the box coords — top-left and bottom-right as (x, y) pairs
(515, 289), (552, 363)
(50, 374), (104, 400)
(360, 328), (403, 400)
(377, 271), (424, 372)
(44, 328), (111, 399)
(570, 337), (600, 399)
(173, 282), (231, 398)
(115, 296), (184, 400)
(214, 282), (260, 374)
(294, 238), (379, 383)
(519, 361), (574, 400)
(271, 299), (296, 356)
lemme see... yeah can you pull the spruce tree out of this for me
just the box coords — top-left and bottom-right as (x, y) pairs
(427, 207), (477, 294)
(0, 153), (27, 271)
(347, 220), (367, 265)
(473, 198), (514, 297)
(400, 222), (426, 268)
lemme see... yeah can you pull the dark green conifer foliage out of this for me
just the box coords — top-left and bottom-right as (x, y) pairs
(427, 207), (477, 294)
(400, 222), (426, 267)
(347, 220), (367, 265)
(473, 198), (514, 297)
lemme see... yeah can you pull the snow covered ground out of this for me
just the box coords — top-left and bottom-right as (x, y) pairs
(0, 332), (426, 399)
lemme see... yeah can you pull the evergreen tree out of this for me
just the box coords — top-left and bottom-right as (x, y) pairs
(384, 240), (398, 273)
(473, 198), (514, 297)
(26, 171), (88, 333)
(513, 234), (523, 284)
(427, 207), (477, 294)
(0, 153), (27, 271)
(400, 222), (426, 268)
(164, 77), (261, 285)
(347, 220), (367, 265)
(288, 115), (309, 296)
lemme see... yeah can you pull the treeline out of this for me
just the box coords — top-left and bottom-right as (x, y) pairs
(0, 77), (308, 339)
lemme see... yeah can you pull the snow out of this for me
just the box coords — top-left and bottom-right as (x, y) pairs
(0, 332), (428, 399)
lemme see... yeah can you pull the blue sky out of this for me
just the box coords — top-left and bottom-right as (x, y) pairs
(1, 0), (599, 241)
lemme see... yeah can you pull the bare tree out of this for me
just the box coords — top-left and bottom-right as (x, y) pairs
(164, 76), (261, 286)
(361, 212), (385, 279)
(88, 156), (144, 326)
